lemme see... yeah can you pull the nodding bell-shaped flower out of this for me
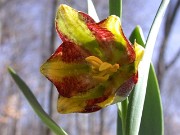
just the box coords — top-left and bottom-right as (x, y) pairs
(40, 4), (144, 113)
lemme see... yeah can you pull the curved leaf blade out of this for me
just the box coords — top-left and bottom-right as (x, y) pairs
(139, 65), (164, 135)
(129, 26), (164, 135)
(8, 67), (68, 135)
(126, 0), (169, 133)
(129, 25), (145, 46)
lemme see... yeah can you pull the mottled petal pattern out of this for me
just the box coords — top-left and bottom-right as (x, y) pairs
(40, 4), (144, 113)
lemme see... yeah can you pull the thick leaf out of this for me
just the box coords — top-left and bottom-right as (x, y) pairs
(87, 0), (99, 22)
(129, 26), (164, 135)
(8, 67), (68, 135)
(126, 1), (170, 134)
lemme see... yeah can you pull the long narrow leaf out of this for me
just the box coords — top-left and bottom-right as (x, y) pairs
(126, 1), (170, 135)
(87, 0), (99, 22)
(129, 26), (164, 135)
(139, 65), (164, 135)
(8, 67), (68, 135)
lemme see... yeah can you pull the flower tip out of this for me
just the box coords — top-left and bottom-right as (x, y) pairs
(134, 41), (144, 70)
(59, 4), (68, 10)
(58, 4), (73, 14)
(40, 63), (46, 76)
(40, 62), (51, 78)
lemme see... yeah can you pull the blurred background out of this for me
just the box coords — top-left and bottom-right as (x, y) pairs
(0, 0), (179, 135)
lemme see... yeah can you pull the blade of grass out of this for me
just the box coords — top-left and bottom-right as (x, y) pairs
(129, 26), (164, 135)
(126, 1), (170, 135)
(8, 67), (68, 135)
(87, 0), (99, 22)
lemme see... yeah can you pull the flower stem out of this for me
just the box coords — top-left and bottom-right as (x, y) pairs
(121, 99), (128, 135)
(109, 0), (122, 21)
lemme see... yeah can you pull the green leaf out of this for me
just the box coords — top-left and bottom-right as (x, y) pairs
(126, 0), (170, 133)
(129, 26), (164, 135)
(129, 25), (145, 46)
(8, 67), (68, 135)
(87, 0), (99, 22)
(139, 65), (164, 135)
(109, 0), (122, 21)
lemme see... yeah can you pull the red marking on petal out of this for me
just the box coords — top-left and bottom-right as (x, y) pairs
(49, 42), (89, 63)
(116, 73), (138, 97)
(82, 105), (101, 113)
(55, 22), (70, 42)
(54, 75), (95, 97)
(86, 20), (136, 64)
(119, 27), (136, 63)
(49, 45), (62, 60)
(134, 72), (138, 84)
(61, 42), (88, 63)
(86, 23), (114, 61)
(78, 12), (96, 23)
(87, 23), (114, 43)
(80, 96), (108, 113)
(87, 96), (108, 106)
(127, 44), (136, 63)
(79, 12), (115, 57)
(54, 76), (88, 97)
(82, 96), (108, 112)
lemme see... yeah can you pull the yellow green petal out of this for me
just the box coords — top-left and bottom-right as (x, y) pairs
(57, 96), (87, 113)
(134, 41), (144, 71)
(56, 4), (104, 58)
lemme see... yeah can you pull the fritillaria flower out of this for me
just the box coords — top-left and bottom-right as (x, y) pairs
(40, 4), (144, 113)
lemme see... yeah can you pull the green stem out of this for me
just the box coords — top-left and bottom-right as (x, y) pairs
(117, 98), (128, 135)
(109, 0), (122, 21)
(117, 108), (123, 135)
(121, 99), (128, 135)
